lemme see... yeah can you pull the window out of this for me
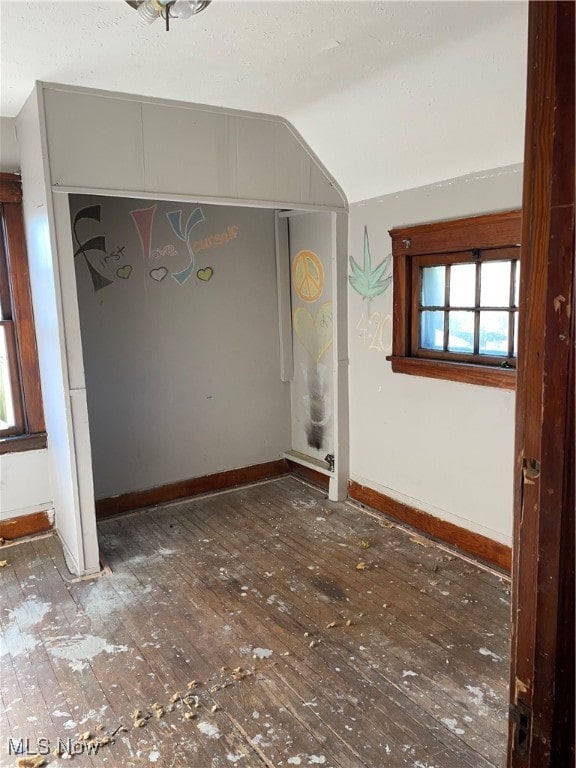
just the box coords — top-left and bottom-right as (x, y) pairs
(0, 174), (45, 452)
(387, 210), (521, 389)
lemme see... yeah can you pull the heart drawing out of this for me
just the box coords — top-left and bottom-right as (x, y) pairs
(293, 301), (333, 362)
(116, 265), (132, 280)
(197, 267), (214, 282)
(150, 267), (168, 282)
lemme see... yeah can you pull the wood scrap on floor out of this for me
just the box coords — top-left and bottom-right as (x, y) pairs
(16, 758), (45, 768)
(0, 476), (510, 768)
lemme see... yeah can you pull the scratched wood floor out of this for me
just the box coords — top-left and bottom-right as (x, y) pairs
(0, 477), (511, 768)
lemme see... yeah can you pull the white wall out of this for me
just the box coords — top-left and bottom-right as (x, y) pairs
(0, 116), (19, 172)
(70, 194), (291, 499)
(16, 89), (98, 575)
(289, 212), (335, 461)
(0, 450), (52, 520)
(290, 6), (527, 203)
(348, 164), (523, 546)
(0, 115), (54, 523)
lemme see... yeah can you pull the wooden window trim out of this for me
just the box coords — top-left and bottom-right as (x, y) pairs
(387, 356), (516, 389)
(0, 173), (46, 453)
(0, 433), (47, 455)
(387, 209), (522, 390)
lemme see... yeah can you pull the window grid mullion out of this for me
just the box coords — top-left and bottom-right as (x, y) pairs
(418, 305), (512, 311)
(473, 260), (481, 355)
(443, 264), (450, 352)
(0, 214), (13, 322)
(508, 259), (517, 359)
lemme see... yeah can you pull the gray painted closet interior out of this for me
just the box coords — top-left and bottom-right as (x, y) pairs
(16, 82), (349, 576)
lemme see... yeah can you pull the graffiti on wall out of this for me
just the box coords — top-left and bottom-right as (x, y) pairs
(197, 267), (214, 281)
(130, 205), (157, 263)
(355, 311), (392, 354)
(73, 205), (134, 291)
(75, 200), (239, 293)
(293, 301), (333, 362)
(151, 244), (178, 261)
(293, 249), (325, 303)
(291, 246), (333, 452)
(166, 207), (205, 285)
(349, 227), (393, 354)
(193, 225), (238, 253)
(349, 226), (391, 306)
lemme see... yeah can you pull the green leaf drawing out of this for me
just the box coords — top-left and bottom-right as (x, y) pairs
(349, 227), (392, 302)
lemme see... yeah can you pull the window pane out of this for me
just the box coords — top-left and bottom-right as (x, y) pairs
(449, 264), (476, 307)
(448, 311), (474, 353)
(421, 266), (445, 307)
(479, 311), (509, 356)
(420, 310), (444, 350)
(0, 325), (16, 429)
(480, 261), (511, 307)
(514, 315), (519, 357)
(514, 262), (520, 307)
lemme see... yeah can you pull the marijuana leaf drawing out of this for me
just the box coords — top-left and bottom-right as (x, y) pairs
(349, 227), (392, 312)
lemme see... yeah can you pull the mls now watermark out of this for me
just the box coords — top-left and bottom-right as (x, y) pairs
(8, 737), (102, 757)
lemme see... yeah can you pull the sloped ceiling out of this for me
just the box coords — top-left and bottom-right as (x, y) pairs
(0, 1), (528, 201)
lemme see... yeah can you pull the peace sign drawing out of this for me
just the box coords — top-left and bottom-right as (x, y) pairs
(292, 250), (324, 303)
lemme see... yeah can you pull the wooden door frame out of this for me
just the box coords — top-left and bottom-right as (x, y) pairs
(508, 2), (575, 767)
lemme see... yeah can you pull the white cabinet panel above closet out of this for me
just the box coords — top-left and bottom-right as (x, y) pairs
(44, 89), (145, 191)
(142, 104), (236, 198)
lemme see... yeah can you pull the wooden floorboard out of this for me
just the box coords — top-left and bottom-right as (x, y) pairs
(0, 477), (509, 767)
(169, 486), (506, 768)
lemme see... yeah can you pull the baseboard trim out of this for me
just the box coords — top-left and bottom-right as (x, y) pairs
(286, 459), (331, 492)
(348, 480), (511, 572)
(94, 466), (510, 570)
(0, 509), (54, 541)
(95, 459), (290, 518)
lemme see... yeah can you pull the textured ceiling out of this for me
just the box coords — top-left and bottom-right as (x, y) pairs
(0, 1), (528, 200)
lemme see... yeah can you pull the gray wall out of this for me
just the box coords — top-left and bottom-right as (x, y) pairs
(348, 164), (523, 545)
(71, 195), (290, 499)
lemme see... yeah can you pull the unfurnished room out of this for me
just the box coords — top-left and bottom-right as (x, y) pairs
(0, 2), (573, 767)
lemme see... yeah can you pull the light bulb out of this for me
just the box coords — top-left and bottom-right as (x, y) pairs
(137, 0), (160, 24)
(193, 1), (211, 14)
(169, 0), (195, 19)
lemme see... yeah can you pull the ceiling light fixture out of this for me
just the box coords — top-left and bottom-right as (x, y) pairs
(125, 0), (211, 31)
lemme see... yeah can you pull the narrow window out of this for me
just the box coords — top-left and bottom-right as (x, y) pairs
(0, 174), (45, 452)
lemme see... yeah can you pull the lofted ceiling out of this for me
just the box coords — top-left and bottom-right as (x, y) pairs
(0, 1), (528, 201)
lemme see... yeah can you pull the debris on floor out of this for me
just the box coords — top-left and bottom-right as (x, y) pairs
(16, 757), (45, 768)
(1, 478), (510, 768)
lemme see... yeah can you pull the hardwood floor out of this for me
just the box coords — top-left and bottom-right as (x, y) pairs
(0, 477), (510, 767)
